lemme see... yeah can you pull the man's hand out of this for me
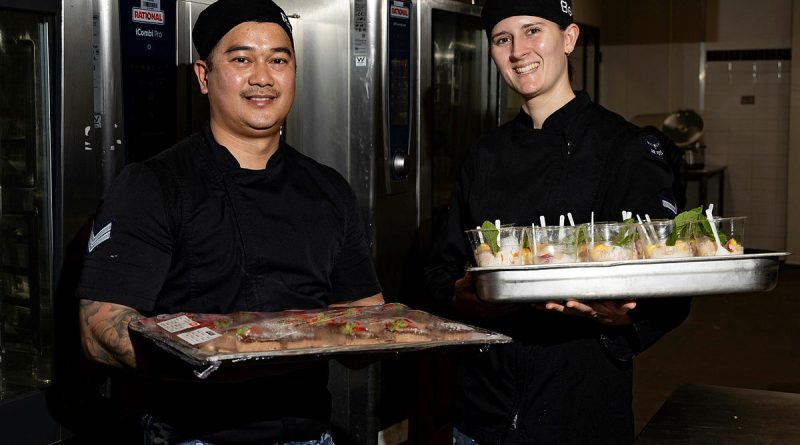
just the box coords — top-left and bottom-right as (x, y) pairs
(79, 299), (142, 368)
(452, 273), (516, 319)
(534, 299), (636, 326)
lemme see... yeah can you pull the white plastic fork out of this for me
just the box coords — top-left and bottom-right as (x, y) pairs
(705, 208), (730, 256)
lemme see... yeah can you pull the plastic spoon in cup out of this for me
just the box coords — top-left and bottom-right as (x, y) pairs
(644, 214), (659, 242)
(636, 215), (652, 245)
(705, 208), (730, 256)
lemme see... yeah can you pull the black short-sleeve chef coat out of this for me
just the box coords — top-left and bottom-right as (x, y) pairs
(77, 126), (381, 442)
(424, 92), (690, 444)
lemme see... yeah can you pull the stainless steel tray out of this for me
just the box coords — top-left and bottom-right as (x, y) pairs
(469, 252), (791, 303)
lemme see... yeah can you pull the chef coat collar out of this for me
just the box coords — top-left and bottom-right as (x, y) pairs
(202, 123), (285, 174)
(513, 90), (591, 134)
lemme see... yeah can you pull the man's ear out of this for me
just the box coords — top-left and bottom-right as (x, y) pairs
(563, 23), (580, 55)
(193, 60), (210, 95)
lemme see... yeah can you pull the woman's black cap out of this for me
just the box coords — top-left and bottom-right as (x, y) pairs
(192, 0), (294, 60)
(481, 0), (573, 38)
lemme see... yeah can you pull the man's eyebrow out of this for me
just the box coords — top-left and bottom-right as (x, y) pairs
(223, 45), (293, 57)
(271, 46), (293, 57)
(224, 45), (255, 54)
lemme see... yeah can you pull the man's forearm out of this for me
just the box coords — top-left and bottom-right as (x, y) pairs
(79, 299), (142, 368)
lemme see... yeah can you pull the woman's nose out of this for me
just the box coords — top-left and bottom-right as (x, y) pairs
(511, 42), (529, 61)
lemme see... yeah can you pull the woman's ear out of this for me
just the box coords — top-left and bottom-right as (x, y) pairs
(193, 60), (210, 94)
(563, 23), (580, 55)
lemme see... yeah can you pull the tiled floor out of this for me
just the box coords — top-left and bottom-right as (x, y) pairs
(632, 263), (800, 435)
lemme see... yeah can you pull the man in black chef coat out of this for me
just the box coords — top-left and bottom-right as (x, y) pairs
(77, 0), (382, 443)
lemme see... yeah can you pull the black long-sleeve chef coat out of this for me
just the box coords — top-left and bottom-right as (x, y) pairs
(424, 92), (690, 445)
(78, 125), (381, 443)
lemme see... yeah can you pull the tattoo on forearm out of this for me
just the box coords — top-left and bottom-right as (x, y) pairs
(79, 300), (142, 368)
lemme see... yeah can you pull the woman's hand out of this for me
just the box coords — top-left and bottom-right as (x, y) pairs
(452, 273), (516, 319)
(534, 299), (636, 326)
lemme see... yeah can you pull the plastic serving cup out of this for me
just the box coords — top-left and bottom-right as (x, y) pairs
(526, 225), (579, 265)
(466, 226), (524, 267)
(585, 222), (639, 262)
(637, 220), (694, 259)
(693, 216), (746, 256)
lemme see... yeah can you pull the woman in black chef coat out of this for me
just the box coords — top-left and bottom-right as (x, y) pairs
(423, 1), (690, 444)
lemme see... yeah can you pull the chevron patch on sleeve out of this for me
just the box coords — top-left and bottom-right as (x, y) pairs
(87, 222), (113, 253)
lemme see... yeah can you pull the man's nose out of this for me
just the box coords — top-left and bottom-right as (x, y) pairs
(250, 61), (274, 86)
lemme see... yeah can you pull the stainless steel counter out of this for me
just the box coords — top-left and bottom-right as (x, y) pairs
(635, 384), (800, 444)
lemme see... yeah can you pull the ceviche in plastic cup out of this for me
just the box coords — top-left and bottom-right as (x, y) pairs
(637, 219), (694, 259)
(585, 222), (639, 262)
(466, 223), (524, 267)
(693, 216), (746, 256)
(525, 225), (579, 264)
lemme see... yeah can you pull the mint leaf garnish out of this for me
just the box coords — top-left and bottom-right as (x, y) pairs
(481, 220), (500, 254)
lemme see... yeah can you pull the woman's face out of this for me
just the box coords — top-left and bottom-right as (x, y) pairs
(489, 16), (578, 101)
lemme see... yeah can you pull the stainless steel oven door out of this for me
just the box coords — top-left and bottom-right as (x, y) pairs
(0, 5), (56, 401)
(417, 0), (502, 254)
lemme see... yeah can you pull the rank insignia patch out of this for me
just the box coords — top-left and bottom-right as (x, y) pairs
(88, 222), (113, 253)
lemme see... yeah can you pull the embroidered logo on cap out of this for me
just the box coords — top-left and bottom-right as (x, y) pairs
(88, 222), (113, 253)
(561, 1), (573, 16)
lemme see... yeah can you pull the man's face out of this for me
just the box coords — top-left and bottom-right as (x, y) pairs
(489, 16), (577, 101)
(194, 22), (295, 139)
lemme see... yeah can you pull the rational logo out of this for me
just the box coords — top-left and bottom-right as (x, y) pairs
(132, 7), (165, 25)
(390, 5), (410, 19)
(87, 222), (113, 253)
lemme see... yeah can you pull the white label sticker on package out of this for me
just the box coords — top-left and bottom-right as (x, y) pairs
(178, 327), (222, 345)
(157, 315), (201, 333)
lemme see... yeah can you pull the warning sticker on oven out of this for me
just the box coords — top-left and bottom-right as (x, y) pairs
(353, 0), (368, 56)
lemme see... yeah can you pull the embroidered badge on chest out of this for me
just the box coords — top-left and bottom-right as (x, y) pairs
(643, 134), (666, 161)
(88, 222), (113, 253)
